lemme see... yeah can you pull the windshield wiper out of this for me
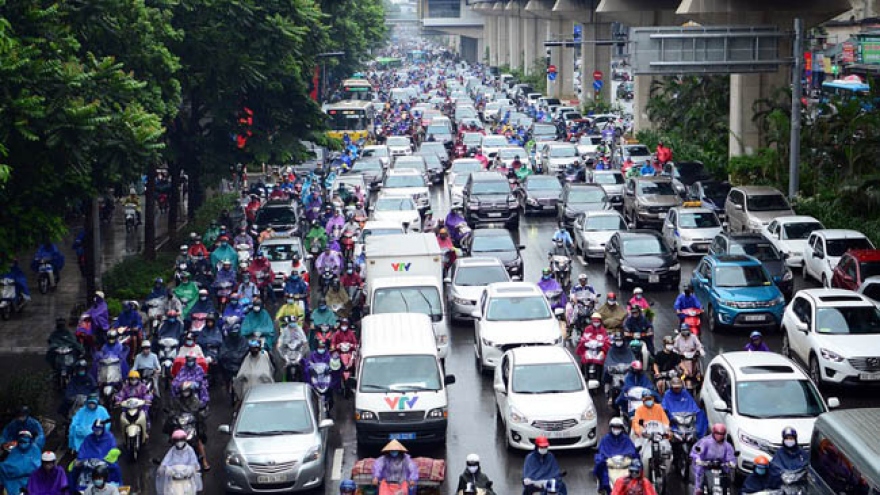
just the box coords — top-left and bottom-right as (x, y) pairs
(237, 429), (306, 436)
(360, 383), (392, 391)
(392, 385), (440, 392)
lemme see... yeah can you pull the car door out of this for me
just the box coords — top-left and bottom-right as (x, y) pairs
(692, 259), (713, 306)
(623, 179), (636, 220)
(765, 220), (781, 252)
(787, 296), (813, 362)
(474, 290), (488, 357)
(662, 209), (677, 248)
(835, 255), (858, 290)
(605, 234), (621, 274)
(811, 235), (827, 281)
(725, 190), (744, 232)
(573, 214), (585, 251)
(494, 353), (512, 424)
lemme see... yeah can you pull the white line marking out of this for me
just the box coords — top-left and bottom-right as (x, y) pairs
(331, 448), (344, 480)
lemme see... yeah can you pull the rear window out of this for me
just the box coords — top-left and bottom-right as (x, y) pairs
(827, 238), (874, 257)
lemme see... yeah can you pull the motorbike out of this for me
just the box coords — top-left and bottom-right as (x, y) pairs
(542, 288), (565, 316)
(604, 363), (629, 411)
(680, 351), (703, 399)
(580, 336), (605, 393)
(97, 356), (123, 409)
(215, 282), (234, 314)
(145, 297), (165, 340)
(161, 464), (199, 495)
(168, 411), (200, 451)
(621, 386), (651, 425)
(778, 468), (808, 495)
(53, 346), (77, 390)
(670, 412), (698, 481)
(319, 266), (336, 296)
(36, 257), (55, 294)
(550, 255), (572, 289)
(655, 368), (679, 396)
(235, 244), (252, 272)
(523, 471), (566, 495)
(76, 314), (96, 353)
(119, 397), (148, 460)
(602, 455), (632, 495)
(567, 296), (598, 344)
(281, 341), (306, 382)
(698, 457), (735, 495)
(681, 308), (703, 335)
(71, 458), (111, 494)
(309, 361), (333, 414)
(188, 313), (208, 335)
(174, 263), (189, 286)
(337, 342), (357, 398)
(0, 277), (26, 320)
(340, 230), (356, 261)
(158, 337), (180, 391)
(638, 419), (672, 495)
(125, 205), (138, 233)
(203, 343), (221, 385)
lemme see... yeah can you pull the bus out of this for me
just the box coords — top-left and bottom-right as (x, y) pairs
(342, 78), (373, 101)
(375, 57), (402, 70)
(821, 78), (870, 99)
(324, 100), (375, 141)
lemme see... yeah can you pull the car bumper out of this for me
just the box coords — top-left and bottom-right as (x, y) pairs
(784, 254), (804, 268)
(224, 459), (324, 493)
(466, 209), (518, 225)
(619, 269), (681, 287)
(816, 357), (880, 385)
(506, 420), (598, 451)
(634, 210), (670, 226)
(583, 242), (607, 259)
(355, 418), (448, 445)
(525, 199), (558, 213)
(449, 297), (478, 320)
(504, 262), (523, 280)
(714, 305), (783, 328)
(677, 239), (712, 257)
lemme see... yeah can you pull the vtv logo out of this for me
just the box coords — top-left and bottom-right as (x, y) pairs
(391, 262), (412, 272)
(384, 396), (419, 410)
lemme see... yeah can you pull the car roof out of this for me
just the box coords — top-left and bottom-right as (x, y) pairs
(243, 382), (308, 402)
(618, 229), (662, 240)
(454, 256), (507, 269)
(486, 281), (542, 296)
(715, 352), (809, 382)
(260, 236), (302, 246)
(508, 346), (576, 366)
(671, 205), (714, 215)
(386, 168), (422, 176)
(772, 215), (821, 224)
(793, 288), (873, 307)
(582, 210), (624, 219)
(722, 233), (770, 244)
(708, 254), (761, 266)
(472, 228), (512, 238)
(846, 249), (880, 262)
(813, 229), (868, 239)
(566, 183), (604, 190)
(470, 171), (506, 181)
(732, 185), (784, 195)
(633, 176), (673, 184)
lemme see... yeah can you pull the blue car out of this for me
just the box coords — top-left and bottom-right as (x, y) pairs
(691, 254), (785, 332)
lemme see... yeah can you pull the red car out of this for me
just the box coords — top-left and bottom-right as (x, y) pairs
(831, 249), (880, 290)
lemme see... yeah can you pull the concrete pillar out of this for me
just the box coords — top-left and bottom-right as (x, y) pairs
(581, 21), (612, 105)
(509, 13), (522, 70)
(547, 18), (563, 98)
(633, 75), (654, 132)
(523, 16), (537, 74)
(559, 19), (576, 99)
(485, 16), (497, 65)
(497, 14), (510, 66)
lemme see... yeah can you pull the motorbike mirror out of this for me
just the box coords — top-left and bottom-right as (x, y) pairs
(560, 470), (567, 478)
(518, 244), (526, 250)
(469, 308), (482, 319)
(319, 419), (334, 429)
(443, 277), (452, 284)
(734, 451), (741, 457)
(827, 397), (840, 409)
(444, 374), (456, 385)
(795, 321), (808, 333)
(218, 424), (231, 434)
(486, 481), (493, 488)
(554, 308), (565, 317)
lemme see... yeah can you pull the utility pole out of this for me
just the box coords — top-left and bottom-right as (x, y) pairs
(789, 18), (804, 200)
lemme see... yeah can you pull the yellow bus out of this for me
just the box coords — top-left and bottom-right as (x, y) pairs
(325, 100), (375, 141)
(342, 78), (373, 101)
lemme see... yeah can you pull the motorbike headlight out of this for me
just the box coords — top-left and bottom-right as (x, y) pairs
(226, 451), (243, 467)
(468, 203), (479, 210)
(303, 445), (320, 463)
(820, 348), (846, 363)
(427, 407), (448, 419)
(580, 406), (596, 421)
(509, 406), (528, 424)
(738, 431), (775, 454)
(355, 410), (377, 421)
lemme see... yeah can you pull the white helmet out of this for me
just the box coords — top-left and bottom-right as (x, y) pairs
(633, 287), (644, 294)
(466, 453), (480, 464)
(609, 417), (625, 428)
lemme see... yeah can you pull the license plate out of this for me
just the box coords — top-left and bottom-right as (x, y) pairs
(543, 205), (555, 210)
(487, 212), (503, 218)
(389, 432), (416, 440)
(648, 275), (660, 284)
(546, 430), (573, 439)
(257, 474), (289, 484)
(744, 315), (766, 322)
(860, 372), (880, 381)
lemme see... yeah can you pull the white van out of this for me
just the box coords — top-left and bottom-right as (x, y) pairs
(352, 313), (456, 446)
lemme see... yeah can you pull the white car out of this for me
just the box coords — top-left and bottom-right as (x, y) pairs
(576, 135), (603, 158)
(802, 229), (874, 287)
(259, 236), (306, 292)
(385, 136), (413, 157)
(857, 275), (880, 304)
(661, 205), (723, 257)
(445, 257), (511, 321)
(494, 346), (598, 451)
(762, 216), (824, 268)
(573, 210), (628, 260)
(370, 194), (421, 232)
(381, 169), (430, 213)
(446, 159), (482, 208)
(540, 142), (579, 174)
(781, 288), (880, 386)
(496, 146), (529, 170)
(701, 351), (838, 472)
(473, 282), (563, 373)
(480, 134), (510, 158)
(361, 145), (391, 168)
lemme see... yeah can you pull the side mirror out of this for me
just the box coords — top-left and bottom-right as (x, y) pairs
(470, 308), (482, 319)
(587, 379), (600, 390)
(319, 419), (334, 429)
(443, 276), (452, 284)
(795, 321), (809, 333)
(713, 399), (730, 413)
(827, 397), (840, 409)
(493, 382), (506, 394)
(734, 204), (743, 211)
(554, 307), (565, 317)
(218, 425), (231, 434)
(444, 374), (456, 385)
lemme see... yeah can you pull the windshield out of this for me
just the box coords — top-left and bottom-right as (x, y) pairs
(418, 154), (441, 168)
(564, 112), (583, 120)
(482, 136), (508, 147)
(826, 238), (874, 257)
(395, 158), (426, 171)
(472, 181), (511, 195)
(626, 146), (651, 156)
(568, 188), (606, 203)
(513, 363), (583, 394)
(420, 143), (445, 155)
(746, 194), (791, 212)
(526, 178), (561, 192)
(359, 355), (441, 392)
(236, 400), (313, 435)
(353, 160), (382, 171)
(386, 137), (410, 147)
(453, 175), (469, 186)
(680, 212), (720, 229)
(362, 147), (388, 158)
(815, 306), (880, 334)
(454, 265), (509, 286)
(384, 175), (425, 188)
(729, 242), (782, 262)
(638, 181), (676, 196)
(736, 380), (824, 419)
(255, 208), (296, 226)
(498, 148), (525, 159)
(262, 243), (300, 262)
(375, 197), (416, 211)
(593, 172), (624, 185)
(715, 265), (771, 287)
(452, 161), (481, 174)
(584, 215), (627, 231)
(372, 286), (442, 319)
(462, 134), (482, 146)
(622, 237), (668, 256)
(782, 222), (823, 240)
(550, 146), (577, 158)
(486, 296), (551, 321)
(471, 234), (516, 253)
(361, 228), (403, 242)
(426, 125), (450, 136)
(579, 135), (602, 145)
(533, 125), (555, 136)
(327, 112), (366, 131)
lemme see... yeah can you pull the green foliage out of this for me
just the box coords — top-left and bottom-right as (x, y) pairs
(102, 253), (174, 303)
(498, 59), (547, 95)
(105, 297), (123, 318)
(727, 148), (782, 186)
(0, 373), (53, 420)
(583, 100), (615, 115)
(795, 192), (880, 248)
(188, 193), (239, 241)
(319, 0), (388, 82)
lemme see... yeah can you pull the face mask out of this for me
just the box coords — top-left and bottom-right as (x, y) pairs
(287, 299), (294, 305)
(317, 348), (326, 354)
(175, 441), (187, 449)
(341, 325), (349, 331)
(665, 344), (674, 351)
(681, 332), (690, 338)
(611, 427), (623, 436)
(614, 341), (623, 347)
(185, 340), (194, 346)
(542, 274), (552, 280)
(643, 400), (654, 408)
(93, 479), (105, 488)
(221, 242), (227, 247)
(592, 321), (601, 327)
(635, 294), (642, 299)
(78, 370), (86, 376)
(713, 434), (725, 443)
(186, 361), (195, 368)
(537, 448), (548, 455)
(108, 339), (117, 344)
(784, 439), (796, 448)
(169, 317), (177, 322)
(389, 451), (399, 458)
(199, 296), (207, 301)
(608, 300), (617, 306)
(467, 466), (478, 474)
(319, 305), (327, 311)
(18, 440), (31, 448)
(93, 429), (103, 437)
(253, 306), (261, 312)
(755, 466), (767, 475)
(129, 379), (139, 386)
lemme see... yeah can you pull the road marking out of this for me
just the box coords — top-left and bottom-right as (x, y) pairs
(331, 448), (344, 480)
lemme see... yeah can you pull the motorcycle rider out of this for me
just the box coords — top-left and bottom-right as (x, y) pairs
(174, 272), (199, 318)
(575, 313), (610, 364)
(172, 355), (209, 406)
(548, 237), (573, 259)
(342, 212), (361, 238)
(629, 339), (653, 376)
(156, 309), (184, 343)
(32, 238), (65, 286)
(522, 436), (567, 495)
(663, 376), (708, 453)
(456, 454), (495, 495)
(2, 406), (46, 450)
(628, 287), (650, 311)
(691, 424), (736, 495)
(26, 450), (68, 495)
(653, 335), (681, 383)
(611, 459), (657, 495)
(570, 274), (596, 303)
(166, 382), (210, 471)
(233, 226), (254, 255)
(631, 390), (671, 470)
(741, 456), (779, 494)
(672, 324), (704, 357)
(46, 317), (84, 369)
(92, 329), (130, 379)
(305, 220), (328, 254)
(537, 267), (567, 313)
(325, 279), (351, 319)
(213, 258), (237, 293)
(436, 227), (454, 251)
(769, 427), (808, 484)
(234, 340), (275, 402)
(603, 334), (635, 398)
(203, 221), (221, 250)
(132, 341), (160, 387)
(156, 429), (203, 494)
(0, 430), (41, 495)
(674, 285), (701, 325)
(86, 291), (110, 344)
(598, 293), (627, 335)
(178, 332), (204, 359)
(594, 417), (639, 495)
(551, 221), (573, 249)
(311, 300), (339, 330)
(331, 318), (358, 351)
(247, 251), (274, 302)
(283, 272), (310, 315)
(445, 207), (467, 245)
(624, 305), (655, 353)
(187, 234), (209, 259)
(61, 361), (98, 418)
(422, 210), (437, 233)
(241, 299), (275, 348)
(1, 258), (31, 301)
(325, 208), (346, 237)
(616, 361), (658, 413)
(371, 440), (419, 490)
(316, 245), (344, 278)
(175, 245), (190, 268)
(81, 463), (120, 495)
(303, 340), (339, 408)
(276, 294), (306, 327)
(340, 266), (362, 293)
(237, 273), (260, 302)
(68, 396), (110, 454)
(114, 370), (152, 438)
(744, 331), (771, 352)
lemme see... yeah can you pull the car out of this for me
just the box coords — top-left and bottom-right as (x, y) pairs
(725, 186), (795, 234)
(573, 210), (628, 260)
(700, 352), (838, 473)
(831, 249), (880, 290)
(460, 132), (483, 153)
(781, 288), (880, 387)
(604, 230), (681, 290)
(687, 180), (731, 220)
(708, 233), (794, 300)
(526, 92), (542, 105)
(445, 257), (511, 321)
(691, 254), (786, 331)
(381, 169), (430, 213)
(472, 282), (564, 373)
(348, 157), (386, 191)
(661, 204), (723, 257)
(393, 155), (429, 182)
(803, 229), (875, 288)
(446, 159), (482, 208)
(553, 106), (576, 120)
(520, 175), (562, 215)
(424, 122), (453, 146)
(494, 346), (598, 451)
(614, 144), (652, 167)
(360, 145), (390, 168)
(253, 202), (299, 236)
(480, 134), (510, 158)
(557, 183), (611, 229)
(463, 171), (520, 229)
(260, 235), (306, 293)
(660, 161), (712, 197)
(414, 151), (445, 184)
(762, 216), (825, 268)
(576, 135), (603, 159)
(540, 142), (579, 174)
(356, 221), (404, 260)
(386, 135), (413, 157)
(537, 97), (561, 110)
(530, 123), (557, 144)
(370, 194), (421, 232)
(622, 177), (683, 229)
(587, 169), (626, 209)
(463, 228), (525, 279)
(220, 382), (334, 493)
(497, 147), (529, 170)
(857, 275), (880, 304)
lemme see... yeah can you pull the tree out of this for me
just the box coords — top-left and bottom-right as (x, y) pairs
(318, 0), (387, 82)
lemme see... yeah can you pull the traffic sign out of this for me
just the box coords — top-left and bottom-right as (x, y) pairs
(574, 25), (582, 42)
(548, 65), (557, 74)
(593, 80), (603, 91)
(548, 71), (557, 81)
(593, 70), (603, 81)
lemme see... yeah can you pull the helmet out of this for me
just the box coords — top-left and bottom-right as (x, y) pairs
(107, 330), (118, 340)
(534, 436), (549, 448)
(782, 426), (798, 440)
(628, 459), (643, 474)
(248, 340), (261, 349)
(607, 292), (617, 300)
(166, 309), (179, 318)
(630, 360), (643, 371)
(127, 370), (140, 379)
(141, 341), (151, 349)
(578, 273), (587, 281)
(171, 429), (188, 441)
(339, 480), (357, 493)
(680, 323), (691, 332)
(179, 245), (188, 252)
(542, 267), (551, 276)
(641, 389), (654, 398)
(662, 336), (674, 345)
(93, 464), (109, 479)
(750, 330), (763, 340)
(591, 312), (602, 320)
(633, 287), (643, 294)
(609, 417), (625, 428)
(466, 453), (480, 464)
(629, 340), (642, 350)
(754, 455), (770, 467)
(76, 359), (88, 369)
(670, 376), (684, 389)
(41, 451), (57, 462)
(712, 423), (727, 436)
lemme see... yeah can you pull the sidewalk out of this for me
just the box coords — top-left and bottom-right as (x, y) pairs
(0, 195), (180, 353)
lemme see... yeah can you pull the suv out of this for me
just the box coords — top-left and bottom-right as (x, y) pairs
(253, 201), (299, 236)
(781, 288), (880, 387)
(691, 254), (786, 331)
(381, 169), (430, 214)
(661, 204), (723, 257)
(709, 232), (793, 300)
(557, 184), (610, 229)
(623, 177), (682, 229)
(540, 142), (580, 174)
(803, 229), (875, 288)
(831, 249), (880, 291)
(724, 186), (794, 234)
(762, 215), (825, 268)
(463, 171), (520, 228)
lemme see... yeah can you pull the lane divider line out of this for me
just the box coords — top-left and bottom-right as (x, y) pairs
(331, 447), (344, 480)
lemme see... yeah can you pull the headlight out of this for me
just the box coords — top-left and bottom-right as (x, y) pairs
(303, 445), (320, 463)
(782, 269), (793, 282)
(670, 263), (681, 271)
(820, 348), (846, 363)
(580, 406), (596, 421)
(427, 407), (448, 419)
(621, 265), (638, 273)
(774, 295), (786, 306)
(481, 337), (496, 347)
(510, 406), (528, 424)
(527, 198), (538, 206)
(468, 203), (480, 210)
(226, 451), (243, 466)
(718, 299), (735, 308)
(738, 431), (775, 453)
(748, 219), (764, 229)
(355, 410), (377, 421)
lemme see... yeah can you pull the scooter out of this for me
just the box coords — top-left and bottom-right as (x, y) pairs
(580, 336), (605, 393)
(309, 361), (333, 414)
(97, 356), (123, 409)
(145, 297), (165, 340)
(680, 351), (703, 399)
(337, 342), (357, 398)
(602, 455), (632, 495)
(697, 455), (736, 495)
(174, 263), (189, 286)
(161, 464), (199, 495)
(340, 230), (356, 261)
(281, 341), (306, 382)
(71, 458), (112, 494)
(550, 254), (572, 289)
(36, 258), (55, 294)
(605, 363), (629, 411)
(621, 386), (651, 425)
(655, 368), (679, 396)
(119, 397), (148, 461)
(0, 277), (26, 320)
(319, 266), (336, 297)
(215, 281), (234, 314)
(53, 346), (77, 390)
(125, 206), (138, 233)
(779, 468), (808, 495)
(158, 338), (180, 391)
(681, 308), (703, 335)
(236, 244), (252, 271)
(167, 411), (199, 450)
(638, 419), (672, 495)
(670, 412), (698, 481)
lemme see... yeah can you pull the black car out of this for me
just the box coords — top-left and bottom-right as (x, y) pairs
(463, 228), (525, 279)
(605, 230), (681, 290)
(414, 151), (445, 184)
(708, 232), (794, 299)
(688, 180), (731, 220)
(521, 175), (563, 215)
(463, 171), (520, 228)
(347, 157), (386, 191)
(557, 184), (611, 229)
(253, 201), (299, 236)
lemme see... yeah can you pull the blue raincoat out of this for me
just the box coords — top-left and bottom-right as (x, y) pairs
(522, 450), (567, 495)
(241, 308), (275, 347)
(68, 405), (110, 451)
(0, 441), (40, 495)
(77, 431), (116, 461)
(615, 371), (658, 409)
(593, 431), (638, 491)
(114, 307), (143, 330)
(211, 243), (239, 271)
(1, 417), (45, 449)
(310, 307), (338, 328)
(662, 388), (708, 437)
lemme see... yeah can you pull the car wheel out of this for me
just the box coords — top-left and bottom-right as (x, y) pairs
(809, 354), (823, 388)
(781, 332), (792, 358)
(822, 273), (830, 288)
(476, 348), (486, 375)
(707, 305), (718, 333)
(604, 261), (611, 278)
(802, 262), (811, 282)
(617, 270), (628, 290)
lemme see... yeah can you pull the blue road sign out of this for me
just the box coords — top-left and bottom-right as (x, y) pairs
(574, 24), (582, 42)
(593, 80), (603, 91)
(548, 72), (557, 81)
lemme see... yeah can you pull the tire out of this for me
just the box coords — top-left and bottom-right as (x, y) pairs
(822, 274), (830, 288)
(802, 263), (810, 282)
(476, 347), (485, 375)
(38, 275), (49, 295)
(809, 354), (822, 388)
(707, 305), (718, 333)
(617, 270), (628, 290)
(781, 332), (792, 358)
(0, 307), (10, 321)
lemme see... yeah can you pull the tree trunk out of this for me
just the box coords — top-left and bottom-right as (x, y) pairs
(144, 164), (157, 260)
(188, 171), (202, 220)
(84, 198), (98, 302)
(168, 159), (180, 235)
